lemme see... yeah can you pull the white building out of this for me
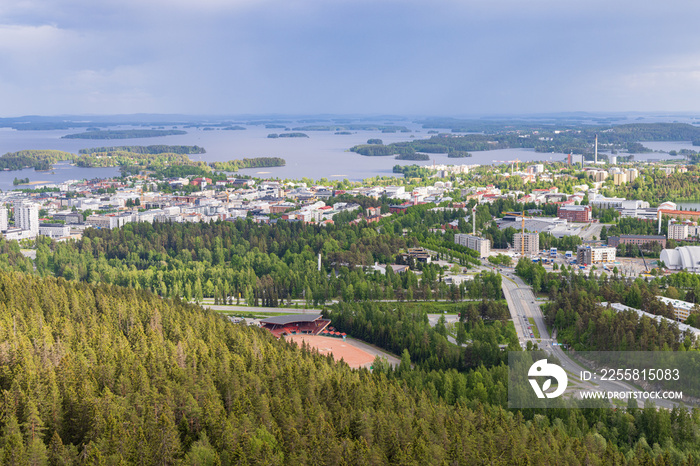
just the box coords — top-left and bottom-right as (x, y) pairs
(589, 194), (626, 210)
(14, 201), (40, 235)
(2, 228), (35, 241)
(39, 223), (71, 239)
(602, 302), (700, 340)
(577, 245), (616, 265)
(657, 296), (697, 322)
(668, 222), (689, 240)
(0, 206), (7, 231)
(660, 246), (700, 273)
(454, 234), (491, 258)
(513, 232), (539, 256)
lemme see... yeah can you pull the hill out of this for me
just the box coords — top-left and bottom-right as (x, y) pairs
(0, 271), (640, 464)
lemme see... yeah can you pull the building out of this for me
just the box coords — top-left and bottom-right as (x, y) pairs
(14, 201), (39, 235)
(668, 222), (689, 240)
(513, 232), (539, 256)
(660, 246), (700, 272)
(454, 233), (491, 258)
(260, 314), (332, 338)
(39, 223), (71, 239)
(52, 211), (84, 224)
(577, 245), (616, 265)
(557, 205), (592, 223)
(0, 206), (7, 231)
(658, 209), (700, 223)
(656, 296), (697, 322)
(607, 235), (666, 249)
(402, 248), (432, 264)
(589, 194), (626, 210)
(618, 199), (651, 218)
(612, 172), (627, 186)
(2, 228), (35, 241)
(626, 168), (638, 183)
(601, 302), (700, 340)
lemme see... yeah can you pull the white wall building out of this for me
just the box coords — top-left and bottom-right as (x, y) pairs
(577, 245), (616, 265)
(657, 296), (697, 322)
(660, 246), (700, 272)
(513, 232), (539, 256)
(668, 222), (689, 240)
(14, 201), (39, 235)
(39, 223), (71, 239)
(454, 234), (491, 258)
(0, 206), (7, 231)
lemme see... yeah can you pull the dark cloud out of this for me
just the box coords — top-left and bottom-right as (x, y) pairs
(1, 0), (699, 115)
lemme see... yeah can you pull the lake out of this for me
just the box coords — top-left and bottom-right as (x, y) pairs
(0, 123), (569, 191)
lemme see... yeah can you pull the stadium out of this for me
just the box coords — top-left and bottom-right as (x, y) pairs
(260, 314), (334, 338)
(261, 314), (396, 369)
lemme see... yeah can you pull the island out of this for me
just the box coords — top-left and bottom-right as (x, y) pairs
(395, 153), (429, 161)
(79, 145), (205, 155)
(62, 129), (187, 139)
(209, 157), (286, 171)
(267, 133), (309, 138)
(0, 150), (75, 171)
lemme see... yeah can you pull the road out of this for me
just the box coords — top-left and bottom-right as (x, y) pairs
(577, 222), (612, 241)
(500, 271), (678, 409)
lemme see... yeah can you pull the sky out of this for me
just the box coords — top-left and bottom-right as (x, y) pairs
(1, 0), (700, 117)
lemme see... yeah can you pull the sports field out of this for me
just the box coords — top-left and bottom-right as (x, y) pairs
(285, 335), (399, 369)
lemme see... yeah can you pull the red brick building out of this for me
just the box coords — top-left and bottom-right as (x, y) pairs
(557, 205), (592, 223)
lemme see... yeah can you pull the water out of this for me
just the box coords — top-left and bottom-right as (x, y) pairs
(0, 123), (567, 189)
(675, 202), (700, 211)
(0, 163), (120, 192)
(607, 141), (697, 162)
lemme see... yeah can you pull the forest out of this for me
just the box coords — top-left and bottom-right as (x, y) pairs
(0, 266), (700, 463)
(372, 121), (700, 160)
(394, 153), (429, 161)
(209, 157), (286, 171)
(0, 150), (75, 171)
(79, 145), (206, 155)
(0, 188), (699, 462)
(267, 133), (309, 138)
(62, 129), (187, 140)
(24, 215), (488, 305)
(73, 151), (197, 170)
(514, 258), (699, 349)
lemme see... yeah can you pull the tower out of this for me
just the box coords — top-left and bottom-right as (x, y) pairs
(13, 201), (39, 235)
(594, 134), (598, 164)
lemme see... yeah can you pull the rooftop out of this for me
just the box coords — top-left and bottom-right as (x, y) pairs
(260, 314), (324, 326)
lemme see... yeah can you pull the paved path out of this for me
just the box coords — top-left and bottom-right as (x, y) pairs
(501, 273), (679, 409)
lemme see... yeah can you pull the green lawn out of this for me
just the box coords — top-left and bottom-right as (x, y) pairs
(528, 317), (541, 339)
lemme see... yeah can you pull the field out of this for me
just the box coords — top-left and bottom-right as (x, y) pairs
(285, 335), (400, 369)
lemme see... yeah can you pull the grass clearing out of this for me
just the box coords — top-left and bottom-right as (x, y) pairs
(528, 317), (541, 339)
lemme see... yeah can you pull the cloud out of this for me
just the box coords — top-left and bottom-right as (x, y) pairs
(1, 0), (700, 115)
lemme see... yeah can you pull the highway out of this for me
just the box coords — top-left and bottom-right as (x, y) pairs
(204, 271), (681, 409)
(499, 269), (679, 409)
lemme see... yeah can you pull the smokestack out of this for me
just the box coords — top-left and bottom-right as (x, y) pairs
(595, 134), (598, 164)
(318, 253), (321, 272)
(472, 205), (476, 235)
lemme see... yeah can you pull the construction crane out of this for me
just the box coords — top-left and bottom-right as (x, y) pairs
(507, 159), (522, 174)
(637, 244), (649, 273)
(502, 210), (531, 256)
